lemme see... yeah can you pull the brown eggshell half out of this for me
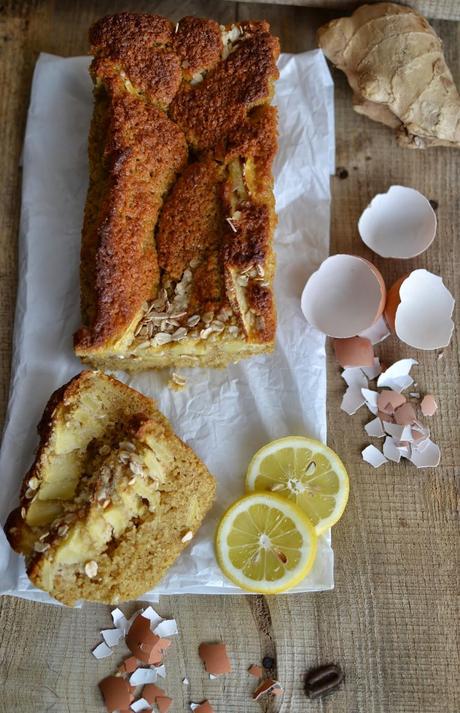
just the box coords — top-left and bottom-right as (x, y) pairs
(384, 275), (408, 332)
(359, 258), (387, 324)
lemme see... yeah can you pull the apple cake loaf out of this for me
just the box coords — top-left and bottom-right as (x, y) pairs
(5, 371), (215, 605)
(74, 13), (280, 370)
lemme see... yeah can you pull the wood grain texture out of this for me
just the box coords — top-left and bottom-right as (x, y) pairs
(234, 0), (460, 21)
(0, 2), (459, 713)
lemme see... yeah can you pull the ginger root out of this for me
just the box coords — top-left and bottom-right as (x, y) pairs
(318, 2), (460, 149)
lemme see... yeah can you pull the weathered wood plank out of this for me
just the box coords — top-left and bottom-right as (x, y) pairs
(0, 2), (458, 713)
(235, 0), (460, 22)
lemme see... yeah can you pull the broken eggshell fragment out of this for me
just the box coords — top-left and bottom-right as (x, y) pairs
(99, 676), (133, 712)
(301, 255), (386, 338)
(358, 315), (391, 345)
(421, 394), (438, 417)
(332, 336), (374, 368)
(358, 186), (437, 259)
(385, 270), (455, 350)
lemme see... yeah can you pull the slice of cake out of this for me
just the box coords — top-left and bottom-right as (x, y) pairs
(74, 13), (279, 370)
(5, 371), (215, 605)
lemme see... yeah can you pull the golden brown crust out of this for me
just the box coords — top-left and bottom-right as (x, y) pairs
(90, 13), (173, 53)
(76, 91), (187, 349)
(223, 202), (270, 269)
(170, 31), (280, 150)
(173, 16), (222, 77)
(76, 14), (279, 366)
(92, 51), (182, 107)
(246, 281), (276, 341)
(156, 158), (224, 281)
(189, 252), (226, 314)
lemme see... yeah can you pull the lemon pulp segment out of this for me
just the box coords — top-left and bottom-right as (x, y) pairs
(215, 493), (317, 594)
(246, 436), (349, 534)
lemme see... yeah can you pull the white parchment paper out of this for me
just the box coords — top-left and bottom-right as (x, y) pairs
(0, 50), (335, 603)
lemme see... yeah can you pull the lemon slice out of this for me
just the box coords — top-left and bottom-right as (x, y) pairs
(215, 492), (317, 594)
(245, 436), (349, 535)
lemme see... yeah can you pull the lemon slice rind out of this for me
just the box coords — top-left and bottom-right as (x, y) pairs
(215, 492), (318, 594)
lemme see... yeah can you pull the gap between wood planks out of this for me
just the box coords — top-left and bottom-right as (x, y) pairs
(247, 595), (278, 712)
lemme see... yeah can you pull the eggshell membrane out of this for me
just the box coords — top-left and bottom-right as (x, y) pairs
(395, 269), (455, 350)
(301, 255), (386, 338)
(358, 186), (437, 259)
(384, 275), (407, 332)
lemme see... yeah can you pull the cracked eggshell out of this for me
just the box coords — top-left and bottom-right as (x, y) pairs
(333, 336), (374, 368)
(301, 255), (386, 338)
(358, 186), (437, 259)
(384, 275), (407, 332)
(386, 270), (455, 350)
(358, 315), (391, 345)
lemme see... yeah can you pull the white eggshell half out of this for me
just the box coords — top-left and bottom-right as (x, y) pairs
(395, 269), (455, 350)
(358, 185), (436, 259)
(301, 255), (385, 338)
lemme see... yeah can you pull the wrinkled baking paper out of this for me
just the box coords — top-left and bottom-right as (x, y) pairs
(0, 50), (335, 603)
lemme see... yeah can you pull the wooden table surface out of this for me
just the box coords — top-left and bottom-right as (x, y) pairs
(0, 2), (458, 712)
